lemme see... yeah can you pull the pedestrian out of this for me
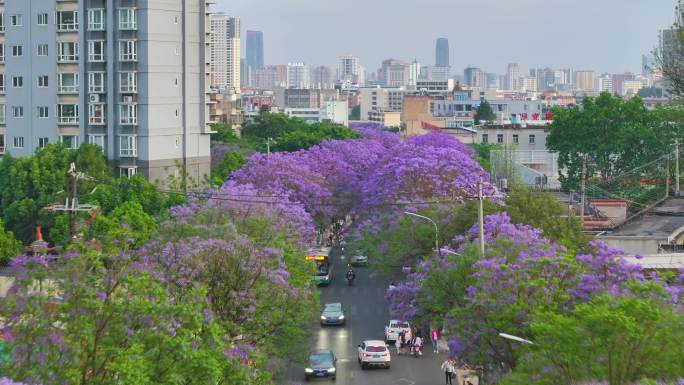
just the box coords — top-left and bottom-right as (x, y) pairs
(399, 330), (406, 348)
(441, 358), (455, 385)
(395, 336), (402, 355)
(431, 327), (440, 353)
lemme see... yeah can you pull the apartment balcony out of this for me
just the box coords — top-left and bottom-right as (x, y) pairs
(57, 116), (79, 125)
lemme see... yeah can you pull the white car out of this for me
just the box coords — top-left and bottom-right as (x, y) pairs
(384, 320), (411, 343)
(357, 340), (391, 369)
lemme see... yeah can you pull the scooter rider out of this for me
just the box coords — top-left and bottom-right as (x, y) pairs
(412, 335), (423, 357)
(346, 264), (356, 284)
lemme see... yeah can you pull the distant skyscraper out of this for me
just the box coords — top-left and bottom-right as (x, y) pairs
(246, 30), (264, 70)
(505, 63), (520, 90)
(574, 70), (597, 92)
(379, 59), (409, 87)
(311, 66), (335, 89)
(337, 55), (363, 84)
(464, 67), (485, 89)
(435, 38), (449, 67)
(408, 60), (421, 86)
(210, 14), (240, 91)
(287, 63), (311, 89)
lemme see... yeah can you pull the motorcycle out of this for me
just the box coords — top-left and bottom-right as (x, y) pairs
(411, 344), (423, 357)
(346, 271), (355, 286)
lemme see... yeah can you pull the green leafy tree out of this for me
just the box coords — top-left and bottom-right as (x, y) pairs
(637, 86), (664, 98)
(89, 201), (158, 249)
(547, 93), (670, 190)
(349, 105), (361, 120)
(475, 100), (496, 124)
(87, 174), (167, 216)
(0, 219), (21, 266)
(209, 151), (246, 186)
(507, 285), (684, 385)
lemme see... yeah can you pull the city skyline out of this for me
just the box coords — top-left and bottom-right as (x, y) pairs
(218, 0), (675, 74)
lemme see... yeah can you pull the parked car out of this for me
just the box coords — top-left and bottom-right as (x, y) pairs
(384, 319), (411, 342)
(320, 303), (345, 326)
(305, 349), (337, 381)
(357, 340), (391, 369)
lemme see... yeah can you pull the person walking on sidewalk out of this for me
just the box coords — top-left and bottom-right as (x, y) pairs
(430, 327), (440, 353)
(441, 358), (455, 385)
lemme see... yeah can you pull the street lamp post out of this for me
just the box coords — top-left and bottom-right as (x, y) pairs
(404, 212), (440, 258)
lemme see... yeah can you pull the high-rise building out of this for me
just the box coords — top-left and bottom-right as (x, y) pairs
(310, 65), (335, 89)
(287, 63), (310, 89)
(337, 55), (363, 85)
(485, 73), (500, 90)
(435, 38), (449, 67)
(428, 66), (450, 82)
(505, 63), (520, 90)
(252, 65), (288, 90)
(574, 70), (597, 92)
(246, 30), (264, 70)
(210, 14), (240, 92)
(379, 59), (409, 87)
(536, 68), (557, 91)
(0, 0), (213, 182)
(598, 74), (614, 94)
(464, 67), (485, 89)
(408, 60), (421, 86)
(521, 76), (538, 92)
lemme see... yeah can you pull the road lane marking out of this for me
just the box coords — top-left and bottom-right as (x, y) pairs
(395, 379), (415, 385)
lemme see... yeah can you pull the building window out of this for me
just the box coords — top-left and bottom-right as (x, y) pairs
(119, 40), (137, 61)
(0, 13), (4, 32)
(58, 42), (79, 62)
(512, 134), (519, 144)
(119, 104), (137, 125)
(120, 167), (137, 178)
(10, 15), (22, 26)
(38, 137), (49, 148)
(13, 136), (24, 149)
(56, 11), (78, 31)
(37, 13), (48, 26)
(12, 106), (23, 118)
(119, 72), (137, 93)
(88, 40), (105, 62)
(12, 76), (23, 88)
(89, 135), (105, 150)
(87, 9), (105, 31)
(57, 104), (79, 124)
(88, 103), (105, 125)
(37, 44), (48, 56)
(60, 135), (79, 149)
(119, 135), (137, 157)
(12, 45), (23, 57)
(481, 134), (488, 144)
(58, 73), (79, 93)
(118, 8), (137, 30)
(37, 75), (49, 88)
(497, 134), (504, 144)
(38, 106), (49, 118)
(0, 104), (5, 124)
(88, 71), (105, 93)
(529, 134), (536, 145)
(0, 74), (4, 93)
(0, 44), (4, 62)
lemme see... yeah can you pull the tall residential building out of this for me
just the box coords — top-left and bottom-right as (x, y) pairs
(287, 63), (310, 89)
(0, 0), (213, 182)
(464, 67), (485, 89)
(408, 60), (421, 86)
(505, 63), (520, 90)
(310, 65), (335, 89)
(246, 30), (264, 70)
(337, 55), (363, 85)
(536, 68), (557, 91)
(435, 38), (449, 67)
(252, 65), (287, 90)
(598, 74), (614, 94)
(210, 14), (240, 92)
(574, 70), (597, 92)
(379, 59), (409, 87)
(521, 76), (538, 92)
(428, 66), (450, 82)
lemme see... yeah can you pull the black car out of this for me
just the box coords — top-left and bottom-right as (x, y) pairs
(320, 303), (345, 326)
(305, 349), (337, 381)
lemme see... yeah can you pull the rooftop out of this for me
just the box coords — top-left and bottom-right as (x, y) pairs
(604, 197), (684, 238)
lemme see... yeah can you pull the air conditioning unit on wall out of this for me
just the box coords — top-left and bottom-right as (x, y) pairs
(89, 94), (100, 103)
(123, 96), (134, 103)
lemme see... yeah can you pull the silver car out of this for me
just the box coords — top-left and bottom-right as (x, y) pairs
(320, 303), (345, 326)
(350, 254), (368, 266)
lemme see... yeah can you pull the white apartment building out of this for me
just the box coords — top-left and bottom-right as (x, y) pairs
(359, 86), (407, 121)
(0, 0), (213, 182)
(337, 55), (363, 85)
(287, 62), (310, 89)
(210, 13), (240, 92)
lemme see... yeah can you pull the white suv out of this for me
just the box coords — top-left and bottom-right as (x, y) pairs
(357, 340), (391, 369)
(384, 320), (411, 343)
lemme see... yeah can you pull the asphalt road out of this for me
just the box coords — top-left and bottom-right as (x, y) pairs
(282, 247), (447, 385)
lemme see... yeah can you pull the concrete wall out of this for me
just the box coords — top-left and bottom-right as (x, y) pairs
(599, 236), (664, 256)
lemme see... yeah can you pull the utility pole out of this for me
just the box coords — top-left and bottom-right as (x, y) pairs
(46, 163), (98, 241)
(676, 139), (680, 196)
(266, 137), (274, 156)
(478, 178), (485, 259)
(666, 153), (671, 199)
(580, 156), (587, 226)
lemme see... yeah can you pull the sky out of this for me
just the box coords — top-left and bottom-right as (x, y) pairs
(217, 0), (677, 75)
